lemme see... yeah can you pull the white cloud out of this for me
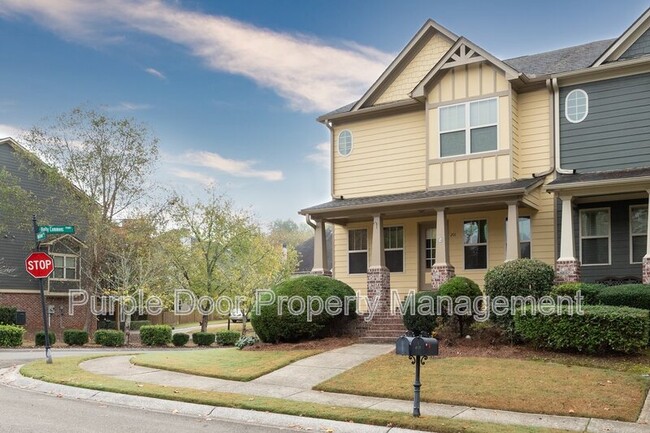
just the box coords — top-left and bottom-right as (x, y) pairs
(182, 151), (283, 182)
(306, 142), (330, 169)
(168, 168), (215, 187)
(103, 101), (151, 112)
(145, 67), (166, 80)
(0, 123), (24, 139)
(0, 1), (392, 112)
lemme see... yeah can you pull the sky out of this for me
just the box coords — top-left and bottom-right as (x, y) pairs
(0, 0), (648, 225)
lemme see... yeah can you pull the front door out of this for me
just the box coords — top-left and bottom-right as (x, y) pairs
(418, 223), (436, 291)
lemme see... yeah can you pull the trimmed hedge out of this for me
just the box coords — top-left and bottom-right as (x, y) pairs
(172, 333), (190, 347)
(514, 305), (650, 354)
(251, 275), (356, 343)
(215, 330), (240, 346)
(437, 276), (483, 337)
(192, 332), (215, 346)
(139, 325), (172, 346)
(63, 329), (88, 346)
(94, 329), (125, 347)
(596, 284), (650, 310)
(402, 291), (439, 337)
(0, 324), (24, 347)
(35, 331), (56, 346)
(551, 283), (603, 305)
(0, 306), (17, 325)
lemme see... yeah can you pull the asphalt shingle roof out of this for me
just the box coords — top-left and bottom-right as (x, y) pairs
(548, 167), (650, 186)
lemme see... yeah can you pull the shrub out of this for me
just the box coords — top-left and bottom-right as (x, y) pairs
(94, 329), (125, 347)
(63, 329), (88, 346)
(0, 306), (17, 325)
(402, 291), (439, 337)
(251, 275), (356, 343)
(514, 305), (649, 354)
(139, 325), (172, 346)
(484, 259), (555, 329)
(235, 335), (260, 350)
(551, 283), (604, 305)
(192, 332), (215, 346)
(215, 330), (240, 346)
(596, 284), (650, 310)
(35, 331), (56, 346)
(172, 333), (190, 347)
(437, 276), (483, 337)
(0, 324), (24, 347)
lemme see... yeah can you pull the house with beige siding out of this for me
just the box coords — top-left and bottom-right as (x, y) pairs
(300, 9), (650, 324)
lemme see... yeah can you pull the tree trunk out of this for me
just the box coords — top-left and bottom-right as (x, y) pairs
(201, 314), (209, 333)
(125, 313), (132, 346)
(241, 312), (248, 336)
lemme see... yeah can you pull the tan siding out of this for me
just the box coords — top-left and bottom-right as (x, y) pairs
(518, 88), (552, 177)
(375, 33), (452, 105)
(511, 90), (520, 179)
(333, 111), (426, 198)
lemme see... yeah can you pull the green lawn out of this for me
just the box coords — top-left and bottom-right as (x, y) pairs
(20, 355), (575, 433)
(315, 354), (650, 422)
(131, 348), (319, 381)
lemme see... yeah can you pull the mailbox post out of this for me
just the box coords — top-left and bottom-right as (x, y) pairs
(396, 334), (439, 417)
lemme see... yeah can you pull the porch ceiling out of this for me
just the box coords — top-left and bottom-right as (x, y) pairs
(300, 178), (543, 223)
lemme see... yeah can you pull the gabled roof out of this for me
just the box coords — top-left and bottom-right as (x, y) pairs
(411, 37), (522, 100)
(350, 19), (458, 111)
(591, 7), (650, 66)
(40, 234), (87, 248)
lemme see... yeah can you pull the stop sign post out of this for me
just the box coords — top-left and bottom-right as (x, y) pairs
(25, 252), (54, 279)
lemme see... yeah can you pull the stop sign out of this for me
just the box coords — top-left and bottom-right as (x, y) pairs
(25, 252), (55, 279)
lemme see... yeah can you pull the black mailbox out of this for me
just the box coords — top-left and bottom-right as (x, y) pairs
(15, 311), (26, 326)
(395, 335), (439, 357)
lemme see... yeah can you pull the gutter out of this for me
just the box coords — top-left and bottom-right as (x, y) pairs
(545, 175), (650, 192)
(551, 78), (575, 175)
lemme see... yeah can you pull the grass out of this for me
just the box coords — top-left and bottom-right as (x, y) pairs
(131, 348), (320, 381)
(20, 355), (575, 433)
(315, 354), (650, 422)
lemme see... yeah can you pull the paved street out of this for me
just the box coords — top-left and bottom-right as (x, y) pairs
(0, 348), (152, 369)
(0, 385), (312, 433)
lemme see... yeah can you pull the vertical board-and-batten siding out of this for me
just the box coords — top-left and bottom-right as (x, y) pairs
(333, 110), (426, 198)
(374, 32), (453, 106)
(426, 63), (511, 187)
(620, 28), (650, 60)
(559, 72), (650, 172)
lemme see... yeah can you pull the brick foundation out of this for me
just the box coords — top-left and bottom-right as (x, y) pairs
(367, 266), (391, 316)
(555, 259), (581, 283)
(0, 292), (95, 339)
(431, 264), (455, 289)
(643, 257), (650, 285)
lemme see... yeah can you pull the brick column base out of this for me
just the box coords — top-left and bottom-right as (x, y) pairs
(643, 257), (650, 284)
(367, 266), (391, 316)
(555, 259), (581, 283)
(310, 269), (332, 277)
(431, 264), (455, 290)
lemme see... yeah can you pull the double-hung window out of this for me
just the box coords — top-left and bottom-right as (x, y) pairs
(52, 254), (78, 280)
(424, 227), (436, 269)
(384, 226), (404, 272)
(464, 220), (488, 269)
(580, 208), (610, 265)
(630, 205), (648, 264)
(440, 98), (498, 157)
(348, 229), (367, 274)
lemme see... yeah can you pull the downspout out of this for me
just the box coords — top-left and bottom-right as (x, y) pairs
(551, 77), (575, 175)
(531, 79), (558, 179)
(324, 120), (338, 199)
(305, 214), (316, 229)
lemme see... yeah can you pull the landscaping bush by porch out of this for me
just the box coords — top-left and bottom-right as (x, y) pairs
(251, 275), (356, 343)
(402, 291), (439, 336)
(139, 325), (172, 346)
(94, 330), (125, 347)
(0, 324), (24, 347)
(35, 331), (56, 346)
(0, 306), (17, 325)
(596, 284), (650, 310)
(63, 329), (88, 346)
(550, 283), (603, 305)
(437, 276), (482, 337)
(514, 305), (649, 354)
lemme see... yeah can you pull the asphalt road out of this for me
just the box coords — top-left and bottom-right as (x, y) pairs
(0, 386), (299, 433)
(0, 349), (124, 368)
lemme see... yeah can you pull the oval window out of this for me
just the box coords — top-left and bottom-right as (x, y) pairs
(338, 130), (353, 156)
(565, 89), (588, 123)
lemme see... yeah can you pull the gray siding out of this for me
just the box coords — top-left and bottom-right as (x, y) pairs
(556, 198), (645, 283)
(620, 28), (650, 60)
(559, 72), (650, 172)
(0, 143), (86, 290)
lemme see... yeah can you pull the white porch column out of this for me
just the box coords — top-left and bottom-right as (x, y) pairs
(431, 207), (454, 289)
(556, 194), (581, 283)
(505, 201), (520, 261)
(643, 190), (650, 284)
(369, 214), (385, 268)
(310, 219), (331, 276)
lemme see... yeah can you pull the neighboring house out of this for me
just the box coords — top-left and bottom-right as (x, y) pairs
(0, 137), (92, 336)
(300, 8), (650, 310)
(294, 228), (333, 275)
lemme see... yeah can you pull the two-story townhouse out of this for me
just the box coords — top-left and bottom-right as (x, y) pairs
(0, 137), (92, 337)
(300, 8), (650, 319)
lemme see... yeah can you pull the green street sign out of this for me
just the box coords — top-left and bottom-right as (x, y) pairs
(38, 225), (75, 235)
(36, 232), (46, 241)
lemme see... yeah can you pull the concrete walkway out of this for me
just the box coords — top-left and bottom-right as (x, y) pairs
(76, 344), (650, 433)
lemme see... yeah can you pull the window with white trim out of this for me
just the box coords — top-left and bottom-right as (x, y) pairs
(565, 89), (588, 123)
(580, 208), (610, 265)
(52, 254), (78, 280)
(630, 205), (647, 264)
(464, 220), (488, 269)
(505, 216), (531, 259)
(424, 227), (436, 269)
(348, 229), (367, 274)
(338, 130), (353, 157)
(440, 98), (498, 157)
(384, 226), (404, 272)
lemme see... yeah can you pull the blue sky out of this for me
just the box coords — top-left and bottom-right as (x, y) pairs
(0, 1), (648, 225)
